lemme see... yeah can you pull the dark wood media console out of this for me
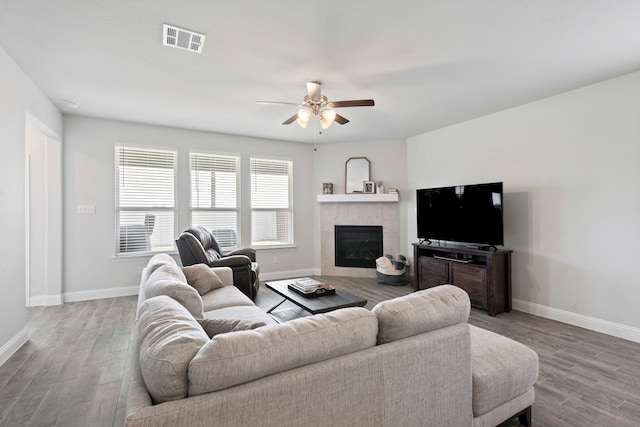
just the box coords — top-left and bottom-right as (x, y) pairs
(412, 243), (512, 316)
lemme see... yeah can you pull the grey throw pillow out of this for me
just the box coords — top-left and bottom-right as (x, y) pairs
(182, 264), (224, 295)
(197, 318), (266, 338)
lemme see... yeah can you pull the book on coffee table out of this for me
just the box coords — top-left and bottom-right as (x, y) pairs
(288, 277), (335, 298)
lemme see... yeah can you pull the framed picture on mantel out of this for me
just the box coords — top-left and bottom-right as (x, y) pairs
(363, 180), (375, 194)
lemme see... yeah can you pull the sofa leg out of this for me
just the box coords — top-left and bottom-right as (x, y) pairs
(517, 406), (532, 427)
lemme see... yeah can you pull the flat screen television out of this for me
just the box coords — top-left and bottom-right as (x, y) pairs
(416, 182), (504, 247)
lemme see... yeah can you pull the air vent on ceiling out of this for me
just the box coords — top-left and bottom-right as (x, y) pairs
(163, 24), (205, 53)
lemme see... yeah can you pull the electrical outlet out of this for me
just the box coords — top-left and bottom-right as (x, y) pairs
(77, 204), (96, 214)
(273, 256), (278, 264)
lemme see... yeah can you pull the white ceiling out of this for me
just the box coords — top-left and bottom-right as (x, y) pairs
(1, 0), (640, 144)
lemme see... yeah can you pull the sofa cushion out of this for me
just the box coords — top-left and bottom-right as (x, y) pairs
(203, 305), (277, 326)
(469, 325), (539, 416)
(182, 264), (224, 295)
(145, 265), (204, 319)
(137, 296), (209, 404)
(372, 284), (470, 344)
(188, 307), (378, 395)
(197, 318), (267, 338)
(201, 286), (255, 312)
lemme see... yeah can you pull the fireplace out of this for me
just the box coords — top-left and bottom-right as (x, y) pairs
(334, 225), (383, 268)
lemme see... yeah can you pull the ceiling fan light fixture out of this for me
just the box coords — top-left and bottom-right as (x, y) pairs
(320, 108), (337, 129)
(259, 82), (375, 129)
(296, 108), (311, 128)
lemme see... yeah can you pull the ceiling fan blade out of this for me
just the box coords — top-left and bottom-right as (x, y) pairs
(256, 101), (301, 106)
(306, 82), (322, 102)
(282, 114), (298, 125)
(328, 99), (375, 108)
(334, 113), (350, 125)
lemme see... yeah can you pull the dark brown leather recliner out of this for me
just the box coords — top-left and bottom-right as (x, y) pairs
(175, 226), (259, 300)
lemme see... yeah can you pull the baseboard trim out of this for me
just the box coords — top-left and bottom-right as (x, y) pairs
(60, 270), (323, 303)
(29, 294), (63, 307)
(260, 268), (318, 282)
(64, 285), (139, 303)
(0, 327), (29, 367)
(513, 299), (640, 344)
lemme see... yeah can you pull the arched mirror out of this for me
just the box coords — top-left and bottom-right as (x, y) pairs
(345, 157), (370, 193)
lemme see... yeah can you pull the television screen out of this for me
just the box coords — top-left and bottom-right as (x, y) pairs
(416, 182), (504, 246)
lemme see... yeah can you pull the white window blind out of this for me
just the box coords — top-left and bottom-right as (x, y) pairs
(250, 157), (293, 246)
(115, 146), (177, 254)
(190, 152), (240, 248)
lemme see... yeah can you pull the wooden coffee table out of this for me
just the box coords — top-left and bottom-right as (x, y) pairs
(265, 279), (367, 319)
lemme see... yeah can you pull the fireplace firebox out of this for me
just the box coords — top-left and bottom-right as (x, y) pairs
(334, 225), (383, 268)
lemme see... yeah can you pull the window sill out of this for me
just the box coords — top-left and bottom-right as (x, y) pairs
(252, 244), (297, 251)
(113, 249), (178, 260)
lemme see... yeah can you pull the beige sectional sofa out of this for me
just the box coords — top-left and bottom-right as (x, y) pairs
(126, 254), (538, 427)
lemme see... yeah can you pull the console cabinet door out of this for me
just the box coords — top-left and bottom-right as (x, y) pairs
(451, 263), (487, 308)
(418, 256), (449, 290)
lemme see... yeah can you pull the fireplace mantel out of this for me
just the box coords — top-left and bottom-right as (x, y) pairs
(317, 193), (399, 203)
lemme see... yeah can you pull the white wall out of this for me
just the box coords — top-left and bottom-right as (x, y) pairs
(312, 139), (409, 269)
(407, 71), (640, 341)
(63, 116), (317, 300)
(0, 48), (62, 364)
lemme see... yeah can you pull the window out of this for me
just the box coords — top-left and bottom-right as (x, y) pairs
(190, 152), (240, 248)
(250, 157), (293, 246)
(115, 146), (177, 254)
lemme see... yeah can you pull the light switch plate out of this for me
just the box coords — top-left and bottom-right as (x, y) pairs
(77, 204), (96, 214)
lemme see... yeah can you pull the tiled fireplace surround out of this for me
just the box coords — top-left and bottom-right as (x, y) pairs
(320, 200), (400, 278)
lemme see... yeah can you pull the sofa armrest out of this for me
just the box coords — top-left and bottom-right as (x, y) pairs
(209, 255), (255, 300)
(372, 284), (470, 344)
(211, 267), (233, 287)
(125, 329), (153, 419)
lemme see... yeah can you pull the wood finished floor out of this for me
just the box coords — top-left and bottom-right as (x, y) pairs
(1, 276), (639, 426)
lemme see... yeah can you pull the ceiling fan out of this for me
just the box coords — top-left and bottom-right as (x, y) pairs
(256, 82), (375, 129)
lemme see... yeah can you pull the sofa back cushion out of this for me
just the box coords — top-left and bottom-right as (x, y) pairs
(136, 254), (180, 319)
(372, 284), (470, 344)
(188, 307), (378, 395)
(144, 264), (204, 319)
(137, 296), (209, 404)
(144, 253), (179, 277)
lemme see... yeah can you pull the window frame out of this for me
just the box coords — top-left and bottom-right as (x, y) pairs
(114, 144), (178, 256)
(189, 151), (241, 250)
(249, 156), (294, 248)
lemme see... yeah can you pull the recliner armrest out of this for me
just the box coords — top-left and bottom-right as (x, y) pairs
(209, 254), (252, 268)
(225, 248), (256, 262)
